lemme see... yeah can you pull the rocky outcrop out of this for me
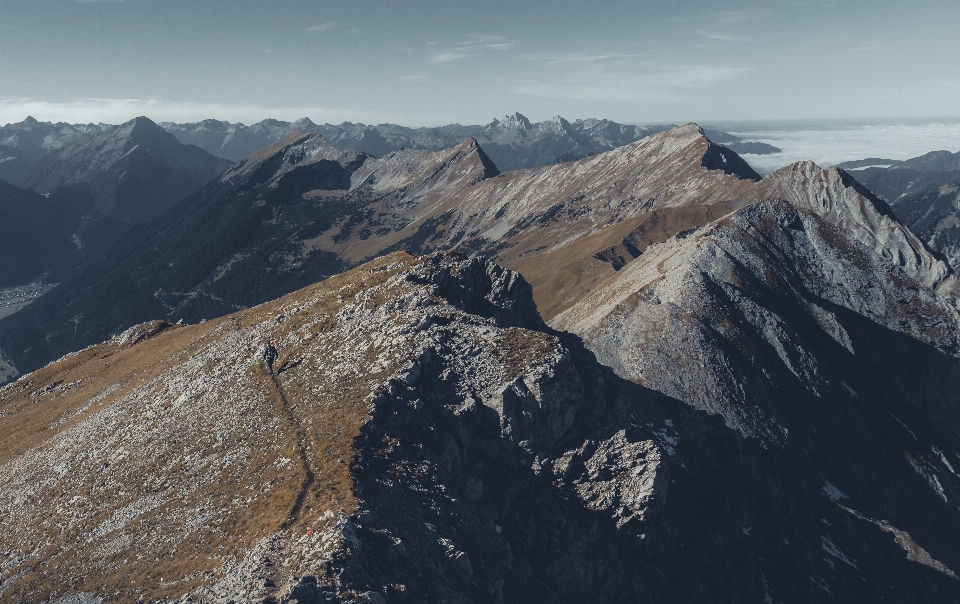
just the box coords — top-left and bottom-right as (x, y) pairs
(3, 252), (957, 602)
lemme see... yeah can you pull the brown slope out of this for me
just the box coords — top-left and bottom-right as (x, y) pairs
(0, 254), (416, 601)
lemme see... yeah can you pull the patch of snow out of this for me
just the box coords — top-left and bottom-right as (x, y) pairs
(821, 535), (858, 568)
(840, 381), (858, 398)
(823, 481), (849, 500)
(888, 411), (918, 441)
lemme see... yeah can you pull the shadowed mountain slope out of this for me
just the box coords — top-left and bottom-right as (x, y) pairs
(23, 116), (233, 223)
(0, 117), (234, 296)
(837, 150), (960, 270)
(2, 252), (957, 603)
(0, 180), (100, 287)
(0, 124), (762, 377)
(894, 182), (960, 272)
(552, 184), (960, 588)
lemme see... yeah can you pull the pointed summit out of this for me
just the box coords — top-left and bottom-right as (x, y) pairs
(502, 112), (533, 130)
(455, 137), (500, 180)
(749, 160), (951, 288)
(220, 130), (354, 185)
(120, 116), (170, 142)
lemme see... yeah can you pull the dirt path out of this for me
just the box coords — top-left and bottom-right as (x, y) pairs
(261, 363), (316, 530)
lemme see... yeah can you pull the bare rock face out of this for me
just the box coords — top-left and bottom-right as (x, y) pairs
(3, 252), (960, 603)
(747, 161), (951, 288)
(553, 192), (960, 589)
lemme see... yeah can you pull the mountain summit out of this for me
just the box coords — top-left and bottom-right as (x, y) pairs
(23, 116), (233, 223)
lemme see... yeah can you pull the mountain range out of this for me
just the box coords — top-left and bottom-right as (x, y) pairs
(2, 250), (958, 602)
(162, 112), (781, 171)
(0, 116), (233, 288)
(0, 121), (958, 602)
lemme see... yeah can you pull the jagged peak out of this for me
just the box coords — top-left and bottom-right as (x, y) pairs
(750, 157), (952, 288)
(765, 160), (824, 178)
(491, 112), (532, 130)
(219, 130), (317, 182)
(292, 117), (317, 129)
(675, 122), (707, 139)
(632, 123), (759, 181)
(455, 137), (500, 179)
(254, 118), (290, 128)
(115, 116), (170, 142)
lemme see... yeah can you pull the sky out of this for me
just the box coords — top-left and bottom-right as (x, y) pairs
(0, 0), (959, 127)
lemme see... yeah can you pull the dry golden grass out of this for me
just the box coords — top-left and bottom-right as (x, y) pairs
(0, 251), (419, 602)
(502, 202), (740, 321)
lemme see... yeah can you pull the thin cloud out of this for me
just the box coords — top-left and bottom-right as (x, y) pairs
(694, 30), (740, 41)
(401, 74), (429, 82)
(307, 22), (337, 33)
(714, 11), (759, 24)
(544, 53), (648, 65)
(428, 34), (515, 64)
(431, 51), (474, 64)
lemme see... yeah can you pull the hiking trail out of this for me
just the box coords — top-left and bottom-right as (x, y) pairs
(261, 362), (317, 530)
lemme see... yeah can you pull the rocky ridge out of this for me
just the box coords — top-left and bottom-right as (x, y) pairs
(551, 178), (960, 585)
(2, 252), (958, 603)
(0, 124), (766, 377)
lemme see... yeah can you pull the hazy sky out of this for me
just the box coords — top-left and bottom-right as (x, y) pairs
(1, 0), (958, 126)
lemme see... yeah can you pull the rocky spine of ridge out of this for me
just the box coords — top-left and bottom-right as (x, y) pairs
(0, 124), (770, 379)
(551, 187), (960, 580)
(349, 137), (500, 193)
(3, 251), (958, 603)
(0, 123), (767, 379)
